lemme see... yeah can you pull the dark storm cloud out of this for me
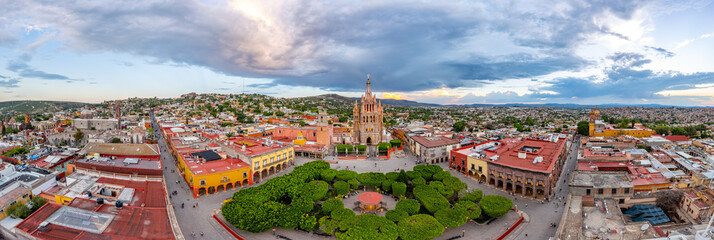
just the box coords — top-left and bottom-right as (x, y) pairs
(445, 54), (588, 81)
(0, 77), (20, 88)
(646, 46), (675, 57)
(533, 53), (714, 99)
(0, 0), (653, 93)
(6, 55), (78, 82)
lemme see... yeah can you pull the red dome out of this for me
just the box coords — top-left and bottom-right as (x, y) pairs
(358, 192), (382, 205)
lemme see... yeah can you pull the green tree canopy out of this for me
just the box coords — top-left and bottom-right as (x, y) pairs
(322, 199), (344, 214)
(397, 214), (444, 240)
(392, 182), (407, 197)
(460, 189), (483, 203)
(454, 200), (482, 220)
(413, 185), (450, 214)
(577, 121), (589, 136)
(480, 195), (513, 218)
(320, 169), (337, 182)
(452, 121), (467, 132)
(385, 209), (409, 223)
(434, 208), (467, 228)
(336, 170), (358, 181)
(336, 214), (398, 240)
(299, 214), (317, 231)
(395, 199), (421, 215)
(333, 181), (350, 195)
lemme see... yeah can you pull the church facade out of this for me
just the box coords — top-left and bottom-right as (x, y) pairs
(353, 75), (384, 145)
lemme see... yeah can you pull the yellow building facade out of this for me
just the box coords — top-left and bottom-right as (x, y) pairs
(588, 107), (655, 137)
(0, 188), (32, 220)
(466, 155), (489, 183)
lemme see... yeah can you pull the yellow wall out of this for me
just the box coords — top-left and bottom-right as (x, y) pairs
(186, 164), (251, 190)
(250, 147), (294, 177)
(589, 124), (654, 137)
(466, 156), (488, 179)
(54, 194), (73, 205)
(178, 146), (294, 194)
(0, 191), (31, 220)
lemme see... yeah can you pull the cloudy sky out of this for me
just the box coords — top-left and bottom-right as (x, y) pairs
(1, 0), (713, 106)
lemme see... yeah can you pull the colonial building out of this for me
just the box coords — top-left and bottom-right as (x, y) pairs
(353, 75), (384, 145)
(476, 138), (568, 199)
(588, 107), (655, 137)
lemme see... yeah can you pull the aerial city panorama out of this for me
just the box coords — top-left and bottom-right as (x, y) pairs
(1, 1), (714, 240)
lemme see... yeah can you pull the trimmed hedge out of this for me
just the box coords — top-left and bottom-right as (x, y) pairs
(392, 182), (407, 196)
(299, 214), (317, 231)
(460, 189), (483, 203)
(480, 195), (513, 218)
(385, 209), (409, 223)
(336, 214), (398, 240)
(390, 139), (402, 148)
(432, 170), (451, 181)
(358, 172), (387, 188)
(412, 177), (426, 186)
(395, 199), (421, 215)
(377, 142), (392, 152)
(442, 176), (467, 194)
(222, 160), (329, 233)
(454, 200), (482, 219)
(356, 145), (367, 153)
(321, 199), (344, 214)
(405, 171), (419, 180)
(413, 185), (450, 214)
(331, 208), (356, 222)
(385, 172), (399, 181)
(397, 214), (444, 240)
(382, 179), (394, 192)
(336, 170), (358, 181)
(334, 181), (350, 195)
(335, 144), (354, 153)
(321, 169), (337, 182)
(429, 181), (453, 198)
(434, 208), (467, 228)
(348, 179), (359, 190)
(302, 180), (329, 201)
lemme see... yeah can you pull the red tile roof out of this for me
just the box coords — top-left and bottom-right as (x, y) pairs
(181, 151), (250, 176)
(225, 136), (291, 156)
(411, 135), (460, 148)
(484, 138), (567, 173)
(665, 135), (691, 142)
(16, 178), (175, 240)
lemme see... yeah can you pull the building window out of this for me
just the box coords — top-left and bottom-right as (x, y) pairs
(222, 176), (229, 183)
(263, 160), (267, 166)
(23, 194), (29, 199)
(254, 162), (259, 169)
(283, 153), (287, 159)
(200, 179), (206, 186)
(586, 189), (591, 195)
(243, 172), (248, 178)
(612, 188), (617, 194)
(624, 188), (630, 194)
(478, 166), (483, 172)
(598, 189), (604, 195)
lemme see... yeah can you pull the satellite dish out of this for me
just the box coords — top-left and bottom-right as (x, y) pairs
(641, 224), (650, 231)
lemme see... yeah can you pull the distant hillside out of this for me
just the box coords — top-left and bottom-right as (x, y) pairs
(459, 103), (710, 108)
(0, 100), (91, 117)
(300, 94), (441, 107)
